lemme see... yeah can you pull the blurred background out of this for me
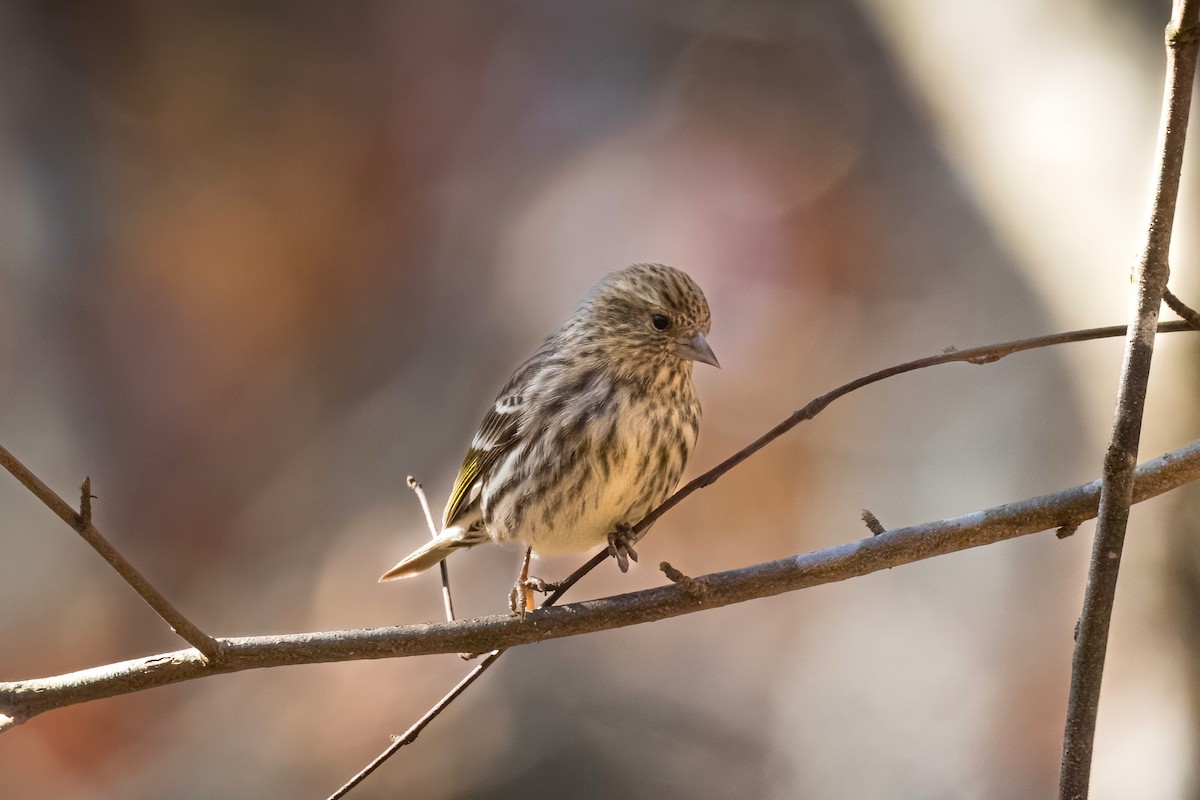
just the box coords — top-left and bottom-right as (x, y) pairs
(1, 1), (1198, 798)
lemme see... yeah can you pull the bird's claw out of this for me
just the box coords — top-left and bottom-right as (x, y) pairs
(607, 524), (639, 573)
(509, 584), (531, 617)
(523, 576), (560, 594)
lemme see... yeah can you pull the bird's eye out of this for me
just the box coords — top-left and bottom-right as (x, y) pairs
(651, 314), (671, 331)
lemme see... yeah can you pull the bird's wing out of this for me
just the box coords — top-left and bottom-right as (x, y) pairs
(442, 392), (523, 528)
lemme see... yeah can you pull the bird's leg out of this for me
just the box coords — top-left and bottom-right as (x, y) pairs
(509, 546), (535, 616)
(607, 523), (639, 573)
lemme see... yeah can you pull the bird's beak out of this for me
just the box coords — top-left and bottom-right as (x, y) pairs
(678, 331), (720, 368)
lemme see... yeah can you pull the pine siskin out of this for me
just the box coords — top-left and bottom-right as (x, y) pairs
(379, 263), (717, 588)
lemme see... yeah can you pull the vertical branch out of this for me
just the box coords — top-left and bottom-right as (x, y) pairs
(1060, 3), (1200, 798)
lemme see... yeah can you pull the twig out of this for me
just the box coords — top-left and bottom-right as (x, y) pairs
(659, 561), (707, 599)
(0, 445), (223, 662)
(861, 509), (887, 536)
(1164, 287), (1200, 330)
(1056, 522), (1081, 540)
(3, 435), (1199, 734)
(406, 476), (455, 623)
(1060, 4), (1200, 798)
(80, 478), (94, 526)
(659, 561), (692, 583)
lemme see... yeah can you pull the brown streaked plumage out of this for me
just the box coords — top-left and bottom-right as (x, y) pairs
(379, 263), (717, 583)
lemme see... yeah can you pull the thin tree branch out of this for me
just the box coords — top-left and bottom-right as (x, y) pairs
(0, 445), (224, 662)
(1164, 286), (1200, 329)
(326, 650), (502, 800)
(3, 436), (1199, 736)
(1060, 4), (1200, 797)
(545, 320), (1196, 608)
(406, 476), (455, 623)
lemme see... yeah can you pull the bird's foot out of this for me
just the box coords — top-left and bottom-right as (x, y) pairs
(607, 523), (639, 573)
(509, 546), (535, 617)
(508, 584), (531, 617)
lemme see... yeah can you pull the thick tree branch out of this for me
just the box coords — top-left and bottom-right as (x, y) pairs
(0, 446), (224, 662)
(1060, 4), (1200, 797)
(3, 436), (1200, 734)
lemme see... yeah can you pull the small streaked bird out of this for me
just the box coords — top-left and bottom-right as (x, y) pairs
(379, 263), (717, 603)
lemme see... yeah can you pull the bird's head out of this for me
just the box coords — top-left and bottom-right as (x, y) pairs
(575, 263), (718, 375)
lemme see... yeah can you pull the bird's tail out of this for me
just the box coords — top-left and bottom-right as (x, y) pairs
(378, 528), (479, 582)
